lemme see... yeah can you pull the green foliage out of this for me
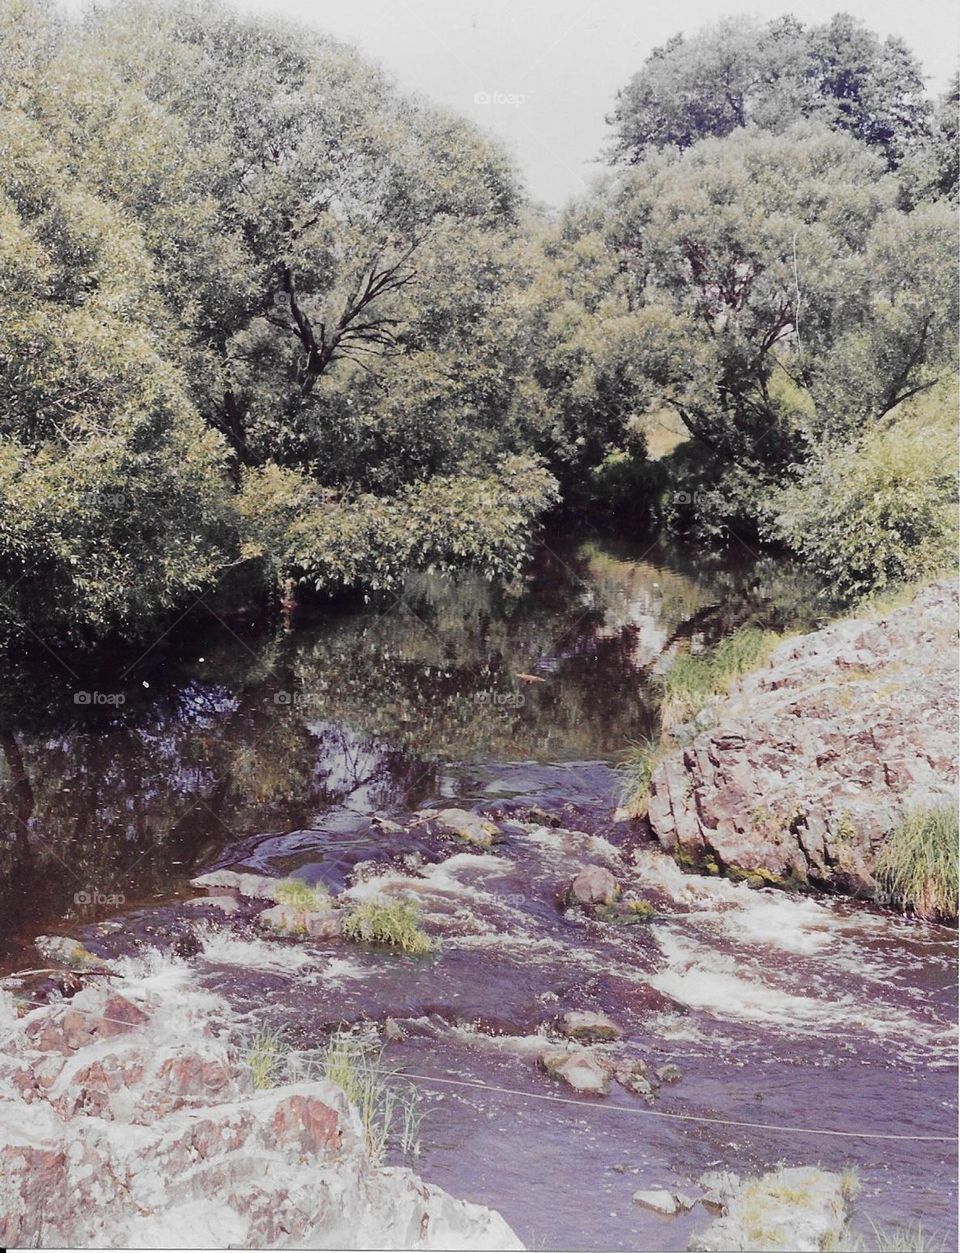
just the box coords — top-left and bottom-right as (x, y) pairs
(604, 125), (957, 466)
(774, 422), (957, 603)
(237, 455), (559, 594)
(272, 878), (329, 912)
(608, 14), (932, 169)
(0, 0), (564, 638)
(660, 628), (784, 729)
(0, 69), (236, 635)
(341, 898), (435, 953)
(619, 737), (667, 817)
(875, 806), (958, 922)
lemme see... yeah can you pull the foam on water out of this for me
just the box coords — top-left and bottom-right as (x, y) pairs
(342, 851), (513, 905)
(649, 927), (956, 1054)
(196, 925), (318, 974)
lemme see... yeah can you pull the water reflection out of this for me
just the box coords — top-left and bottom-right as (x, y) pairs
(0, 534), (828, 957)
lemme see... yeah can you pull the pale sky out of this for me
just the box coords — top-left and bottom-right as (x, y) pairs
(64, 0), (960, 206)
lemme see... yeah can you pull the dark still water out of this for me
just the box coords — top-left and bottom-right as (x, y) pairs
(0, 533), (816, 955)
(1, 532), (955, 1253)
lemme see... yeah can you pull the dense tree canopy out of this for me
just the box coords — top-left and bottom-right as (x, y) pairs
(600, 125), (957, 464)
(0, 0), (955, 634)
(608, 13), (932, 170)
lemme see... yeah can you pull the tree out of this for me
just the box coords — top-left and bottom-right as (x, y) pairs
(0, 0), (564, 634)
(591, 121), (956, 557)
(0, 98), (234, 635)
(608, 13), (932, 170)
(46, 0), (522, 473)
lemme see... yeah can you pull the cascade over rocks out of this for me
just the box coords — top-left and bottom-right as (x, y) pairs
(647, 581), (959, 898)
(0, 964), (521, 1250)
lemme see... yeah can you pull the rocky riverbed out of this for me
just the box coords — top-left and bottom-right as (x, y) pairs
(648, 580), (959, 902)
(0, 961), (521, 1249)
(0, 545), (955, 1250)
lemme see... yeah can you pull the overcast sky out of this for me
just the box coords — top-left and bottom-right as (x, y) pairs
(66, 0), (960, 206)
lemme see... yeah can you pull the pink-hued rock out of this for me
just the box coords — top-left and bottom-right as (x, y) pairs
(647, 580), (959, 900)
(568, 864), (619, 906)
(0, 969), (521, 1250)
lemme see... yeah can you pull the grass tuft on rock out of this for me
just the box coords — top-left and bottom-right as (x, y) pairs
(341, 898), (436, 953)
(660, 626), (785, 730)
(272, 877), (330, 912)
(320, 1030), (424, 1163)
(244, 1023), (289, 1089)
(875, 805), (958, 922)
(859, 1221), (949, 1252)
(619, 736), (668, 817)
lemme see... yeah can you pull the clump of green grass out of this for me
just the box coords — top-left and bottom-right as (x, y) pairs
(341, 898), (436, 953)
(320, 1030), (424, 1163)
(840, 1165), (860, 1202)
(244, 1023), (289, 1089)
(660, 626), (785, 729)
(866, 1221), (948, 1252)
(619, 735), (668, 817)
(272, 877), (330, 912)
(875, 805), (958, 922)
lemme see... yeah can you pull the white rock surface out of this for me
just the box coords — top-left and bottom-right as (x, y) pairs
(0, 958), (522, 1251)
(690, 1165), (851, 1252)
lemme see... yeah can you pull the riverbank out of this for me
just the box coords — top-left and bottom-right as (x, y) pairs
(644, 580), (959, 916)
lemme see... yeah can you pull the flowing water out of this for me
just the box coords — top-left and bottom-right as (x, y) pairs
(0, 533), (956, 1251)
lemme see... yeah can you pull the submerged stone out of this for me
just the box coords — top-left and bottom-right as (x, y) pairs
(538, 1047), (611, 1095)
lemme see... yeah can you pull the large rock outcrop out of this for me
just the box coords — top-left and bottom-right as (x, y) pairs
(647, 580), (958, 898)
(0, 962), (521, 1250)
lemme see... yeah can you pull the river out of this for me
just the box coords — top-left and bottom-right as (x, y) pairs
(0, 532), (956, 1251)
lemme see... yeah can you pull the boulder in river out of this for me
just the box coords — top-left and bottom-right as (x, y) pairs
(433, 807), (503, 848)
(183, 894), (239, 916)
(190, 869), (279, 901)
(33, 935), (108, 969)
(690, 1165), (854, 1252)
(257, 903), (341, 940)
(559, 1010), (621, 1042)
(615, 1060), (655, 1100)
(538, 1047), (611, 1095)
(647, 580), (959, 901)
(567, 864), (619, 907)
(632, 1189), (679, 1216)
(656, 1063), (682, 1084)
